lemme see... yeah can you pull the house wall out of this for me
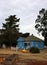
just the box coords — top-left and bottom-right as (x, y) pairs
(40, 42), (44, 49)
(37, 42), (41, 49)
(17, 41), (25, 49)
(17, 37), (25, 49)
(17, 37), (44, 50)
(30, 41), (44, 49)
(31, 41), (36, 47)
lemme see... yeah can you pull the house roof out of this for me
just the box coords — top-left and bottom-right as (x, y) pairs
(23, 34), (43, 42)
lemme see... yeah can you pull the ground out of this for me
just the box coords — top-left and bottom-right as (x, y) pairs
(0, 48), (47, 65)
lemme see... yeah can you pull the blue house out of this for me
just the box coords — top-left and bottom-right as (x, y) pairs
(17, 34), (44, 50)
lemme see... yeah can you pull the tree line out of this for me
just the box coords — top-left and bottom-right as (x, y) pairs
(0, 8), (47, 48)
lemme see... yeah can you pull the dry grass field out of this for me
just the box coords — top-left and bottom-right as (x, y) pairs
(0, 48), (47, 65)
(0, 48), (47, 61)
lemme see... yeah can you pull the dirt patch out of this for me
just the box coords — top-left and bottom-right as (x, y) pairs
(26, 59), (47, 65)
(14, 59), (47, 65)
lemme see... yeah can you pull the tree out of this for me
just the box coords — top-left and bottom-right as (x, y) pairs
(18, 32), (30, 37)
(35, 8), (47, 45)
(0, 29), (5, 47)
(2, 15), (20, 47)
(21, 33), (30, 37)
(0, 35), (3, 47)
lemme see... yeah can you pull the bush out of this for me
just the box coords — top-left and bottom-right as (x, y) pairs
(29, 47), (40, 53)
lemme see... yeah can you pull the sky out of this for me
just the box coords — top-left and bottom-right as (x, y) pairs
(0, 0), (47, 40)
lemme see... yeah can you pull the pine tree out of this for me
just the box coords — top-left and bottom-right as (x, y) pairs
(2, 15), (20, 47)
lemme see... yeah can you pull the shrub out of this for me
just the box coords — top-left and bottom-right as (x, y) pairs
(29, 47), (40, 53)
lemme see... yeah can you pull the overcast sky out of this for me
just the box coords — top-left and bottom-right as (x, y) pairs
(0, 0), (47, 39)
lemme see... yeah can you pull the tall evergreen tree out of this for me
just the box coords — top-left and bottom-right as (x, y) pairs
(2, 15), (20, 47)
(35, 8), (47, 45)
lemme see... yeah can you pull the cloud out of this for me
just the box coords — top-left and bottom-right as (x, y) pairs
(0, 0), (47, 39)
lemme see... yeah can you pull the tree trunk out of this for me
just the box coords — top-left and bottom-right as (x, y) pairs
(44, 33), (47, 46)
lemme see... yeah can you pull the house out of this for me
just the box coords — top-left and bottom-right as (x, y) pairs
(17, 34), (44, 50)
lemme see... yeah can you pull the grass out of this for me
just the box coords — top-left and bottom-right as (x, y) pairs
(0, 48), (47, 61)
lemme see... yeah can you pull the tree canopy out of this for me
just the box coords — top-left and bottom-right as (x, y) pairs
(19, 33), (30, 37)
(2, 15), (20, 47)
(35, 8), (47, 45)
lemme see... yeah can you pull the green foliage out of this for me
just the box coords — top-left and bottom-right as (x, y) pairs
(29, 47), (40, 53)
(19, 33), (30, 37)
(23, 33), (30, 37)
(35, 8), (47, 45)
(2, 15), (20, 47)
(35, 8), (47, 37)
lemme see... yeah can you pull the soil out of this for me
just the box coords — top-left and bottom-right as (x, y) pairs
(15, 59), (47, 65)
